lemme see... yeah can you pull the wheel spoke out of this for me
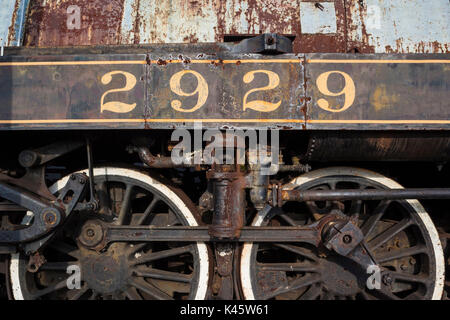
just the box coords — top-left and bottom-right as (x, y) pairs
(360, 290), (376, 300)
(40, 261), (80, 271)
(257, 262), (318, 273)
(262, 274), (321, 300)
(167, 209), (179, 226)
(124, 286), (143, 300)
(67, 284), (89, 300)
(273, 243), (318, 262)
(48, 242), (81, 260)
(278, 213), (297, 226)
(129, 278), (174, 300)
(298, 284), (322, 300)
(404, 292), (425, 300)
(321, 290), (335, 300)
(134, 267), (192, 283)
(361, 200), (391, 238)
(328, 181), (337, 190)
(349, 200), (362, 218)
(376, 245), (427, 263)
(135, 196), (160, 225)
(375, 287), (401, 300)
(368, 218), (411, 250)
(389, 271), (431, 284)
(116, 184), (134, 225)
(128, 243), (149, 256)
(132, 245), (193, 265)
(30, 279), (68, 299)
(97, 181), (111, 214)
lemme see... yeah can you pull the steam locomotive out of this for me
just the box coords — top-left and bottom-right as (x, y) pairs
(0, 0), (448, 300)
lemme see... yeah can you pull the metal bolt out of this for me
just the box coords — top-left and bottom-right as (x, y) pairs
(86, 228), (95, 237)
(400, 264), (408, 271)
(70, 174), (76, 180)
(43, 211), (57, 225)
(409, 257), (416, 265)
(78, 178), (86, 184)
(382, 274), (393, 286)
(343, 234), (352, 244)
(315, 3), (324, 11)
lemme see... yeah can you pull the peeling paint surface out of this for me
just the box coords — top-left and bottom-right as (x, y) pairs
(347, 0), (449, 53)
(0, 1), (16, 45)
(24, 0), (125, 46)
(300, 2), (337, 34)
(136, 0), (219, 43)
(1, 0), (445, 53)
(0, 0), (30, 46)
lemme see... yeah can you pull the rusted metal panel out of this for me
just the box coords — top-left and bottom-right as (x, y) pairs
(147, 53), (304, 125)
(300, 2), (337, 34)
(305, 132), (450, 162)
(346, 0), (449, 53)
(21, 0), (349, 52)
(0, 47), (448, 131)
(0, 50), (305, 130)
(0, 0), (30, 46)
(304, 53), (450, 130)
(24, 0), (125, 46)
(21, 0), (449, 54)
(15, 1), (450, 53)
(297, 0), (347, 53)
(0, 54), (147, 129)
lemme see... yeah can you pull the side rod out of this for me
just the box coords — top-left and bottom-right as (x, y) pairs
(105, 226), (320, 244)
(281, 188), (450, 202)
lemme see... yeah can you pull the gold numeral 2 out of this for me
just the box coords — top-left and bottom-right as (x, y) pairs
(100, 71), (137, 113)
(243, 70), (281, 112)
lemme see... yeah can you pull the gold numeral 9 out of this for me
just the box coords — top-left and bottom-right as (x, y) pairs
(100, 71), (137, 113)
(243, 70), (281, 112)
(170, 70), (208, 112)
(316, 70), (355, 113)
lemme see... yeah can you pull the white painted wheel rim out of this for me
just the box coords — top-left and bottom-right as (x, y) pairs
(10, 167), (210, 300)
(240, 167), (445, 300)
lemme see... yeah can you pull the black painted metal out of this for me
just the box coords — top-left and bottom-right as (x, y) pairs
(104, 225), (320, 244)
(282, 188), (450, 202)
(18, 140), (84, 168)
(0, 173), (88, 245)
(0, 46), (447, 131)
(231, 33), (293, 54)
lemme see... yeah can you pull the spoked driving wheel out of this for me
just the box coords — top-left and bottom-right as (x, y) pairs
(9, 167), (210, 300)
(240, 167), (445, 300)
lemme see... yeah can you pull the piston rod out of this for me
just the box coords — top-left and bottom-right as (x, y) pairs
(281, 188), (450, 202)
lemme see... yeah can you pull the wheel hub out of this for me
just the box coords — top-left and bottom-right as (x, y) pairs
(320, 256), (362, 296)
(81, 249), (130, 295)
(78, 220), (105, 249)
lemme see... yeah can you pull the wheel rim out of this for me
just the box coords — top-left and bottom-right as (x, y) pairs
(240, 167), (445, 300)
(10, 167), (210, 300)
